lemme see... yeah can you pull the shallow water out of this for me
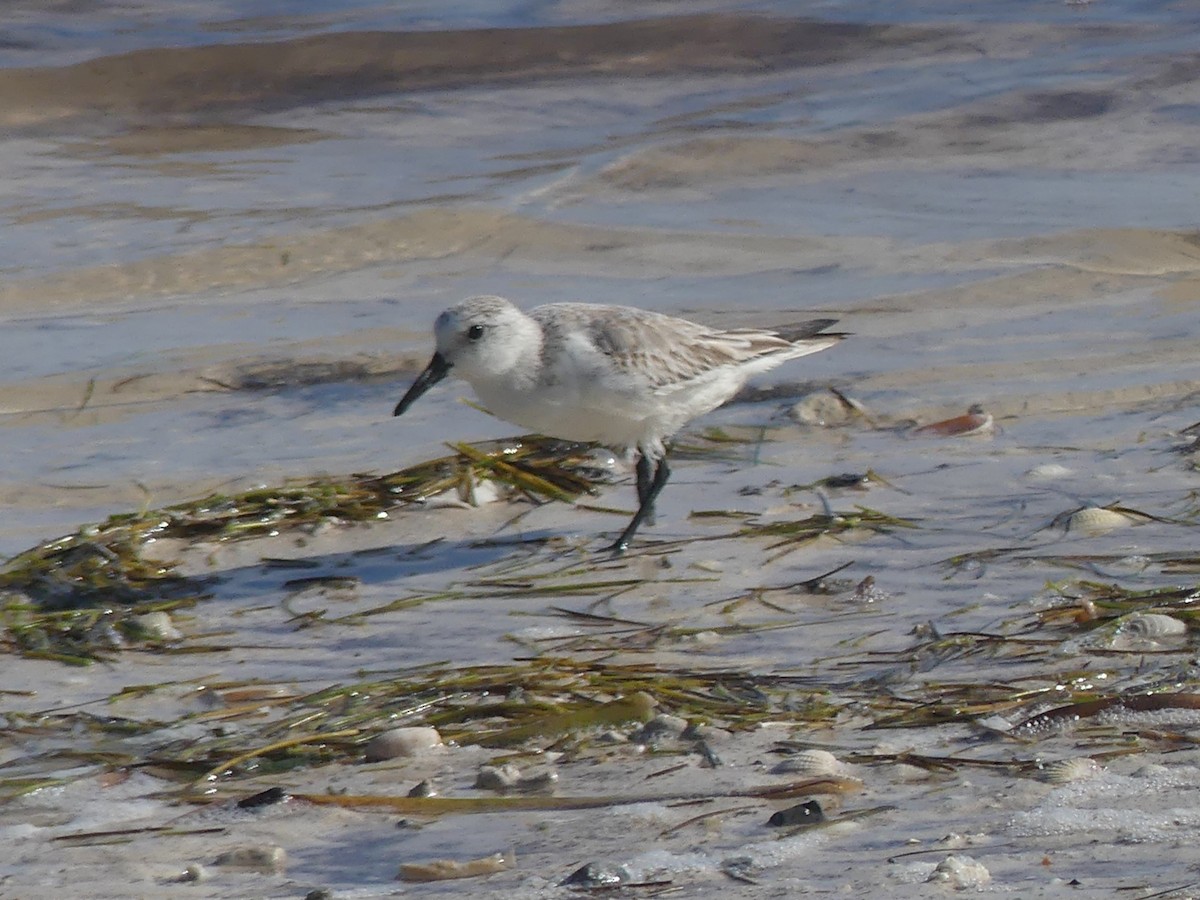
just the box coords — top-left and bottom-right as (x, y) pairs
(4, 1), (1200, 896)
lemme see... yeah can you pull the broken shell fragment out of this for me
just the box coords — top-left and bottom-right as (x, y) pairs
(398, 851), (513, 882)
(1066, 506), (1137, 536)
(912, 404), (994, 437)
(132, 611), (183, 641)
(788, 389), (867, 427)
(926, 855), (990, 888)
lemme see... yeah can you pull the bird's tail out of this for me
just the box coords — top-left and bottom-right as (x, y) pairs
(775, 318), (848, 343)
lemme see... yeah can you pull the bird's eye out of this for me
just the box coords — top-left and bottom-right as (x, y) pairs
(467, 324), (485, 341)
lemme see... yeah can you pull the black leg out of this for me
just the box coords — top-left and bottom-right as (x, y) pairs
(635, 453), (656, 526)
(607, 457), (670, 554)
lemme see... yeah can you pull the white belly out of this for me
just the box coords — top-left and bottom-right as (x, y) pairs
(472, 376), (651, 449)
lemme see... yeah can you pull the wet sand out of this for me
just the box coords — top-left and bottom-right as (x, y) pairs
(4, 3), (1200, 897)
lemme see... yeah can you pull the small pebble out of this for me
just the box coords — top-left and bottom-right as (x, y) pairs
(559, 862), (631, 888)
(475, 763), (522, 791)
(820, 472), (870, 489)
(236, 786), (288, 810)
(720, 856), (762, 885)
(407, 779), (437, 798)
(474, 764), (557, 793)
(364, 726), (443, 762)
(512, 770), (558, 793)
(766, 799), (825, 828)
(631, 713), (689, 745)
(694, 740), (722, 767)
(173, 863), (208, 883)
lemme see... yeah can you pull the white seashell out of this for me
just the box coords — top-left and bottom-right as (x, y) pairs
(423, 474), (506, 508)
(771, 748), (843, 777)
(926, 855), (990, 888)
(1067, 506), (1135, 535)
(364, 726), (443, 762)
(789, 390), (859, 427)
(1118, 612), (1187, 638)
(1040, 757), (1101, 784)
(133, 611), (182, 642)
(1025, 463), (1074, 480)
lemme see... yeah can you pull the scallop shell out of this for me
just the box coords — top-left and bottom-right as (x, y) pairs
(1066, 506), (1135, 536)
(1040, 757), (1102, 784)
(771, 748), (843, 777)
(1117, 612), (1188, 639)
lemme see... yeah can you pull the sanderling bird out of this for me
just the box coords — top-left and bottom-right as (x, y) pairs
(394, 295), (844, 552)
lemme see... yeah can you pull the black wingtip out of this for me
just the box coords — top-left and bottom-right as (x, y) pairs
(776, 318), (849, 342)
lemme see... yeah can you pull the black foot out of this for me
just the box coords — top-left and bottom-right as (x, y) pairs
(605, 456), (670, 555)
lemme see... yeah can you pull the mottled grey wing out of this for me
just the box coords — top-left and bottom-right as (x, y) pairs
(585, 312), (794, 389)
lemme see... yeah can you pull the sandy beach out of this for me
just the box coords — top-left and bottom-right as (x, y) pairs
(4, 2), (1200, 897)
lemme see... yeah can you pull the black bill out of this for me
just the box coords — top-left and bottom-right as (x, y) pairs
(393, 352), (452, 416)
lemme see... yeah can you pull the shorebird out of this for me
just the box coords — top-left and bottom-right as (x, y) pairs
(394, 295), (843, 552)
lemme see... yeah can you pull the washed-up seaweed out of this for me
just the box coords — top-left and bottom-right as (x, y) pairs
(0, 658), (851, 799)
(0, 436), (609, 661)
(11, 643), (1196, 806)
(735, 507), (916, 562)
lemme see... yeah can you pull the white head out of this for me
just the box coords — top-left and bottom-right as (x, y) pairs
(432, 295), (540, 382)
(394, 295), (539, 416)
